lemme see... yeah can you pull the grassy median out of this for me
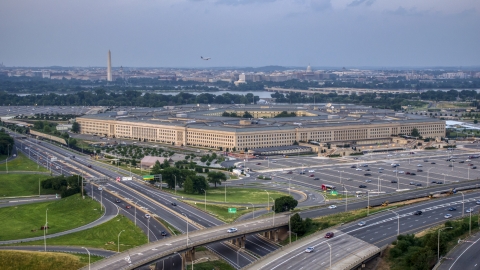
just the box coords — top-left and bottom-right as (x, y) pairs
(0, 174), (55, 197)
(0, 194), (102, 241)
(183, 200), (254, 223)
(0, 152), (48, 172)
(0, 250), (103, 270)
(169, 187), (287, 204)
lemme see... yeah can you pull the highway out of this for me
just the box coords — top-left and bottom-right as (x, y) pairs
(438, 232), (480, 270)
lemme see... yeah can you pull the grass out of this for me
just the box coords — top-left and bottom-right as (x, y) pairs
(0, 152), (48, 172)
(183, 200), (254, 223)
(0, 194), (102, 241)
(155, 217), (181, 236)
(0, 250), (103, 270)
(0, 174), (55, 197)
(167, 187), (288, 204)
(19, 215), (148, 252)
(97, 159), (144, 176)
(188, 260), (235, 270)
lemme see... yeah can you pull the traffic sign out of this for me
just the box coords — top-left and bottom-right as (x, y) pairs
(228, 208), (237, 213)
(330, 190), (338, 196)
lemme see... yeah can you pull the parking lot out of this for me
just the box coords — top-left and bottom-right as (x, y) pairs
(0, 106), (98, 117)
(242, 149), (480, 196)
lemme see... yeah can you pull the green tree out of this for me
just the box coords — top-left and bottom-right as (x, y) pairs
(207, 171), (227, 188)
(411, 128), (420, 137)
(474, 119), (478, 124)
(274, 196), (298, 213)
(243, 111), (253, 118)
(151, 160), (162, 175)
(290, 213), (306, 235)
(71, 122), (80, 133)
(183, 177), (194, 194)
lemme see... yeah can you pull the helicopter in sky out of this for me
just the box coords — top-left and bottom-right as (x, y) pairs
(200, 56), (211, 60)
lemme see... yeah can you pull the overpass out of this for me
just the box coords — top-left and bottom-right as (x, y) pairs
(81, 214), (290, 270)
(266, 87), (417, 96)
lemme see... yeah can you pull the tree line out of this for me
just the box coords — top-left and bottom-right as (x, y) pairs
(0, 129), (14, 156)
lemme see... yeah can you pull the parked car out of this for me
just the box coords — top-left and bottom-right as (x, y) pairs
(459, 161), (465, 163)
(406, 172), (411, 175)
(415, 183), (422, 186)
(126, 205), (131, 209)
(351, 165), (357, 168)
(424, 159), (429, 162)
(287, 171), (293, 174)
(115, 199), (121, 203)
(398, 171), (405, 174)
(309, 174), (315, 177)
(365, 168), (371, 171)
(313, 177), (319, 180)
(325, 232), (334, 238)
(466, 208), (474, 213)
(365, 179), (372, 183)
(356, 168), (362, 171)
(145, 214), (151, 219)
(417, 169), (423, 172)
(477, 200), (480, 205)
(256, 163), (261, 165)
(227, 228), (238, 233)
(97, 187), (103, 191)
(171, 202), (177, 206)
(431, 162), (436, 164)
(363, 164), (368, 167)
(417, 164), (423, 167)
(364, 173), (372, 176)
(391, 180), (397, 183)
(436, 181), (444, 184)
(473, 166), (477, 169)
(410, 173), (416, 175)
(409, 182), (415, 185)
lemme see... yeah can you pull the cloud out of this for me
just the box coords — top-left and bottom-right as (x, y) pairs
(310, 0), (331, 11)
(348, 0), (375, 7)
(388, 6), (427, 16)
(215, 0), (278, 6)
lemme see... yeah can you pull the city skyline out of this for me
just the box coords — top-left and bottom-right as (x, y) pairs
(1, 0), (479, 67)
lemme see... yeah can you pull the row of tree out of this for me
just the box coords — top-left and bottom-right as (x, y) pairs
(0, 129), (14, 156)
(41, 175), (83, 198)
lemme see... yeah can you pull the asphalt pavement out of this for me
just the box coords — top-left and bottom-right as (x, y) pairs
(438, 232), (480, 270)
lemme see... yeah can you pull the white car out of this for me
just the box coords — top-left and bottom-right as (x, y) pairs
(145, 214), (151, 219)
(378, 168), (384, 170)
(227, 228), (238, 233)
(328, 205), (337, 209)
(387, 154), (392, 157)
(97, 187), (103, 191)
(466, 208), (473, 213)
(417, 164), (423, 167)
(305, 247), (314, 253)
(365, 179), (372, 183)
(466, 159), (471, 162)
(272, 161), (277, 163)
(358, 221), (366, 226)
(444, 214), (452, 219)
(356, 168), (362, 171)
(398, 171), (405, 174)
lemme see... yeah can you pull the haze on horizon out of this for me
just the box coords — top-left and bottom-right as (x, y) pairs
(0, 0), (479, 68)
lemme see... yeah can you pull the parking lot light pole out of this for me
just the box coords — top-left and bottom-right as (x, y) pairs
(389, 209), (400, 236)
(271, 198), (275, 226)
(468, 166), (470, 180)
(396, 176), (400, 190)
(134, 201), (138, 226)
(174, 175), (177, 195)
(289, 177), (292, 196)
(427, 167), (435, 187)
(438, 227), (453, 264)
(377, 176), (382, 193)
(265, 190), (270, 213)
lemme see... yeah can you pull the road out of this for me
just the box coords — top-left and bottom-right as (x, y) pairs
(438, 232), (480, 270)
(0, 245), (116, 257)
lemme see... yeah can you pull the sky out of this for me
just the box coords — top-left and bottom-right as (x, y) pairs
(1, 0), (479, 68)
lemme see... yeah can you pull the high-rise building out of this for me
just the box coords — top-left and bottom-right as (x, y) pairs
(107, 50), (112, 81)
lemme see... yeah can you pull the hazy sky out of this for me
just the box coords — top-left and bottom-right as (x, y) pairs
(1, 0), (479, 67)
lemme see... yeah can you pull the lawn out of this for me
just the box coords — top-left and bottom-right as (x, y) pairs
(167, 187), (287, 204)
(97, 159), (143, 176)
(0, 174), (55, 197)
(20, 215), (148, 252)
(0, 250), (103, 270)
(183, 200), (254, 223)
(0, 194), (102, 241)
(188, 259), (235, 270)
(0, 152), (48, 172)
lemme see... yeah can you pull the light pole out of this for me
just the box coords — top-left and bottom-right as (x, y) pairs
(427, 167), (434, 187)
(396, 176), (400, 190)
(134, 201), (138, 226)
(326, 242), (332, 269)
(100, 190), (103, 211)
(469, 206), (479, 235)
(82, 247), (91, 270)
(237, 248), (243, 268)
(203, 189), (207, 212)
(174, 175), (177, 195)
(117, 230), (125, 252)
(271, 197), (275, 226)
(468, 166), (470, 180)
(147, 217), (150, 242)
(289, 177), (292, 196)
(291, 231), (297, 242)
(182, 213), (189, 246)
(438, 227), (453, 264)
(389, 209), (400, 236)
(338, 170), (343, 184)
(265, 190), (270, 213)
(343, 185), (348, 212)
(377, 176), (382, 192)
(44, 208), (48, 252)
(6, 143), (10, 173)
(367, 190), (371, 216)
(224, 182), (227, 203)
(248, 202), (254, 219)
(459, 191), (465, 217)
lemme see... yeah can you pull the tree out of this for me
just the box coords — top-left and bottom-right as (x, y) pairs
(411, 128), (420, 137)
(151, 160), (162, 175)
(274, 196), (298, 213)
(475, 119), (478, 124)
(162, 159), (170, 168)
(290, 213), (306, 235)
(183, 175), (208, 194)
(243, 111), (253, 118)
(207, 171), (227, 188)
(183, 177), (194, 194)
(71, 122), (80, 133)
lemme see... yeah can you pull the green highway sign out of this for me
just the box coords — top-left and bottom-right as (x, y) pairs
(143, 175), (154, 181)
(330, 190), (338, 196)
(228, 208), (237, 213)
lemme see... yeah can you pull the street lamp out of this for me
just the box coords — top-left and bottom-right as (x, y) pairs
(237, 248), (243, 268)
(343, 185), (348, 212)
(326, 242), (332, 269)
(377, 176), (382, 193)
(248, 202), (255, 219)
(389, 209), (400, 236)
(174, 175), (177, 195)
(396, 176), (400, 190)
(224, 182), (227, 203)
(44, 208), (48, 252)
(338, 170), (343, 184)
(117, 230), (125, 252)
(469, 206), (479, 235)
(134, 201), (138, 226)
(182, 213), (189, 246)
(203, 189), (207, 212)
(271, 198), (275, 226)
(459, 191), (465, 217)
(427, 167), (435, 187)
(147, 217), (150, 242)
(265, 190), (270, 213)
(438, 227), (453, 264)
(82, 247), (91, 270)
(6, 143), (10, 173)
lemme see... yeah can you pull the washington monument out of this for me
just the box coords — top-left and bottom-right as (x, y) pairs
(107, 50), (112, 81)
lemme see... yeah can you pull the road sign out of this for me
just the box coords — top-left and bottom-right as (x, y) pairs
(143, 175), (154, 181)
(228, 208), (237, 213)
(330, 190), (338, 196)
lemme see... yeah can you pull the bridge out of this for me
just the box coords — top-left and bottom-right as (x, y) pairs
(266, 87), (417, 96)
(81, 214), (289, 270)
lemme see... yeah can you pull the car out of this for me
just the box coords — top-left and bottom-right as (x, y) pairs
(87, 165), (92, 168)
(272, 161), (277, 163)
(406, 172), (411, 175)
(379, 168), (384, 170)
(409, 182), (415, 185)
(171, 202), (177, 206)
(378, 170), (383, 173)
(387, 154), (393, 157)
(299, 172), (305, 175)
(446, 159), (451, 162)
(448, 207), (456, 211)
(473, 166), (477, 169)
(436, 181), (444, 184)
(424, 159), (429, 162)
(256, 163), (261, 165)
(313, 177), (320, 180)
(444, 214), (453, 219)
(115, 199), (121, 203)
(459, 161), (465, 163)
(363, 164), (368, 167)
(356, 168), (362, 171)
(414, 210), (423, 215)
(431, 180), (437, 183)
(328, 205), (337, 209)
(417, 164), (423, 167)
(351, 165), (357, 168)
(393, 170), (399, 173)
(431, 162), (436, 164)
(466, 159), (471, 162)
(358, 221), (366, 226)
(364, 173), (372, 176)
(227, 228), (238, 233)
(359, 185), (367, 188)
(161, 231), (167, 236)
(410, 173), (416, 176)
(308, 170), (315, 173)
(305, 247), (314, 253)
(365, 179), (372, 183)
(346, 178), (353, 181)
(417, 169), (423, 172)
(98, 187), (103, 191)
(145, 214), (151, 219)
(398, 171), (405, 174)
(287, 171), (293, 174)
(469, 163), (474, 166)
(125, 205), (131, 209)
(466, 208), (473, 213)
(325, 232), (334, 238)
(365, 168), (371, 171)
(477, 200), (480, 205)
(391, 180), (397, 183)
(309, 174), (314, 177)
(416, 183), (422, 186)
(449, 164), (454, 167)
